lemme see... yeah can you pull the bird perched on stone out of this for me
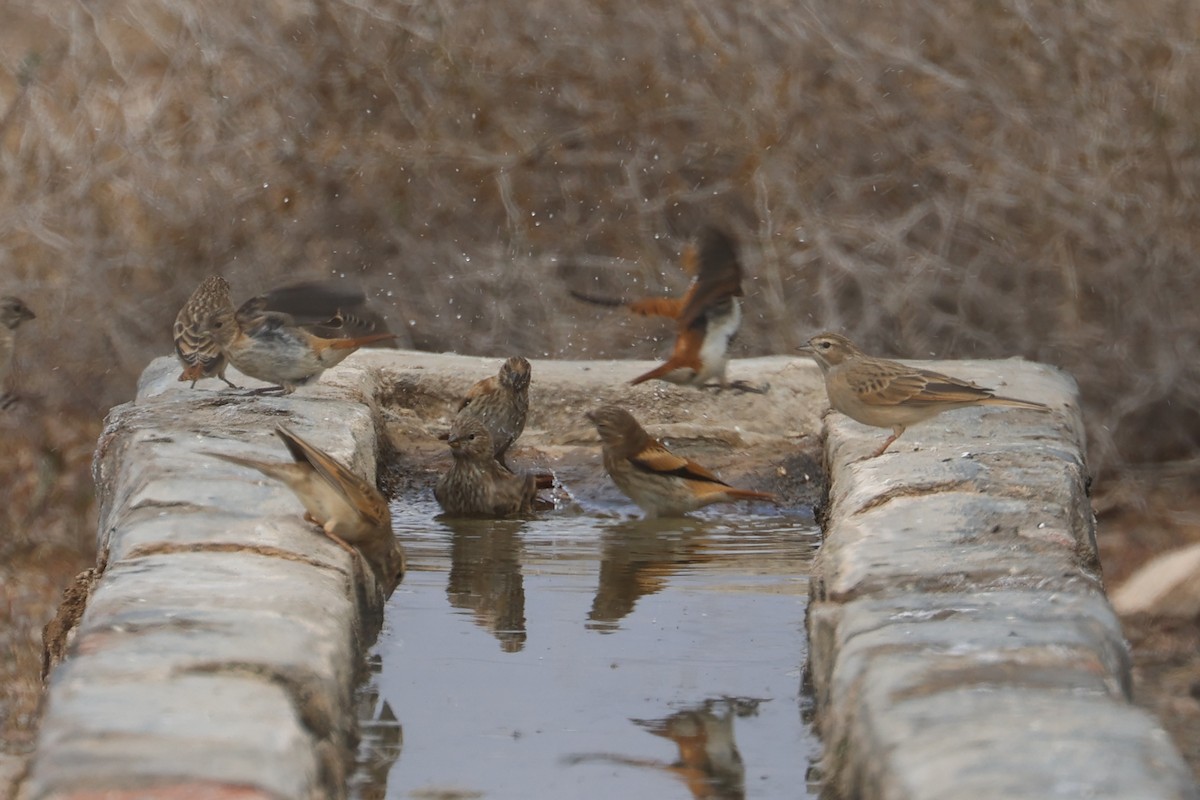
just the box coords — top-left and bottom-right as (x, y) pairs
(573, 227), (761, 392)
(453, 356), (531, 470)
(435, 417), (540, 517)
(797, 332), (1050, 458)
(587, 405), (778, 518)
(175, 276), (238, 388)
(205, 425), (405, 594)
(195, 281), (397, 394)
(0, 295), (35, 410)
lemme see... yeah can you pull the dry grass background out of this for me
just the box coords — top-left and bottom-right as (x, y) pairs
(1, 0), (1199, 769)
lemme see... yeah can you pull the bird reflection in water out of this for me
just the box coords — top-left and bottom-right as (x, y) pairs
(588, 519), (716, 632)
(444, 517), (528, 652)
(565, 697), (763, 800)
(349, 654), (403, 800)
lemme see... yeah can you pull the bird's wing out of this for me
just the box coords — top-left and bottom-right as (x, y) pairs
(458, 375), (499, 412)
(275, 426), (388, 526)
(628, 439), (729, 486)
(849, 361), (993, 407)
(676, 227), (743, 330)
(240, 281), (394, 343)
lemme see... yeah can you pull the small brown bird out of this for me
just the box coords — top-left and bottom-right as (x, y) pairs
(453, 356), (531, 470)
(0, 295), (35, 410)
(181, 278), (396, 392)
(798, 332), (1050, 458)
(435, 418), (539, 517)
(587, 405), (778, 518)
(573, 227), (760, 392)
(174, 276), (239, 388)
(205, 425), (405, 593)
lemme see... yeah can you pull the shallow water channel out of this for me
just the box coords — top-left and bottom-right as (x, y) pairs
(351, 497), (823, 799)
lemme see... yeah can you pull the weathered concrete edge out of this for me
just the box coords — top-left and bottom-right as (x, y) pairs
(23, 358), (396, 800)
(806, 359), (1199, 800)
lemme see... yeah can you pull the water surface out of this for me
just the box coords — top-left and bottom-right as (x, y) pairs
(352, 498), (822, 800)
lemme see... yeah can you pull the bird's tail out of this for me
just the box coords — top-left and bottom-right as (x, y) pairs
(629, 359), (680, 386)
(726, 487), (781, 505)
(981, 396), (1049, 411)
(570, 291), (686, 321)
(322, 332), (399, 351)
(177, 364), (205, 383)
(202, 451), (289, 481)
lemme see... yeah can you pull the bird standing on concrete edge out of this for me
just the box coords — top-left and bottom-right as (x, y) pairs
(797, 332), (1050, 458)
(175, 276), (238, 388)
(573, 227), (764, 393)
(205, 424), (405, 594)
(179, 278), (397, 393)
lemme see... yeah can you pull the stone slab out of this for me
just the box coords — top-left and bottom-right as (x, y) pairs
(808, 358), (1198, 799)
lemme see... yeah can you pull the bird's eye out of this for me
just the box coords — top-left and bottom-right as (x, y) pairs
(819, 341), (831, 349)
(468, 433), (476, 440)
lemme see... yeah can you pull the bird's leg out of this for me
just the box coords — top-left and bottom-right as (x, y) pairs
(870, 426), (906, 458)
(324, 529), (357, 556)
(220, 376), (240, 389)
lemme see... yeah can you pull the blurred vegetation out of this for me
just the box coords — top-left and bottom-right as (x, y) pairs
(0, 0), (1196, 478)
(0, 0), (1197, 767)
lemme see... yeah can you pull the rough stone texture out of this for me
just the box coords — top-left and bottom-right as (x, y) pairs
(25, 358), (393, 800)
(24, 350), (1197, 799)
(808, 358), (1199, 800)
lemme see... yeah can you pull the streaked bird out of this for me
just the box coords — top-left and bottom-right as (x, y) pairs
(175, 276), (238, 388)
(587, 405), (778, 518)
(435, 417), (539, 517)
(798, 332), (1050, 458)
(453, 356), (531, 470)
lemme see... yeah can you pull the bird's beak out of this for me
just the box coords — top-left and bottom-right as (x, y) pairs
(796, 343), (814, 355)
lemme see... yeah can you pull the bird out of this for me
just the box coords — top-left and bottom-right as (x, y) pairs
(179, 278), (396, 392)
(797, 332), (1051, 458)
(435, 417), (540, 518)
(204, 425), (405, 594)
(174, 276), (239, 388)
(573, 227), (761, 392)
(0, 295), (36, 410)
(587, 405), (778, 518)
(452, 356), (531, 470)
